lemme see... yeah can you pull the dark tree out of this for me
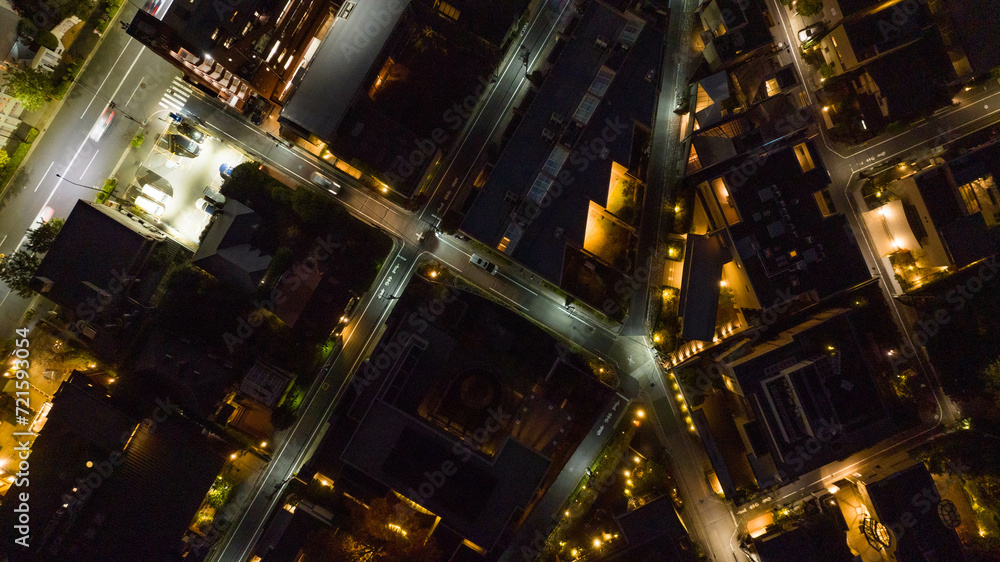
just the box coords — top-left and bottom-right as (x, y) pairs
(25, 218), (64, 253)
(0, 250), (40, 298)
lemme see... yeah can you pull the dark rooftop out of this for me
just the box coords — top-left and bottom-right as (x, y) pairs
(461, 0), (662, 285)
(341, 400), (548, 550)
(679, 233), (726, 342)
(915, 139), (1000, 267)
(728, 308), (894, 479)
(944, 0), (1000, 75)
(0, 373), (230, 559)
(861, 30), (956, 122)
(31, 200), (165, 314)
(866, 462), (965, 561)
(721, 141), (870, 304)
(192, 199), (272, 293)
(755, 506), (854, 561)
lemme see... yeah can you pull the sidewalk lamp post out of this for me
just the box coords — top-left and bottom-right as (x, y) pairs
(54, 174), (104, 192)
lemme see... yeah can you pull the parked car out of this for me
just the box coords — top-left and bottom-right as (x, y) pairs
(310, 171), (340, 195)
(168, 134), (201, 158)
(195, 198), (217, 215)
(798, 22), (826, 45)
(140, 184), (171, 204)
(332, 296), (359, 338)
(203, 186), (226, 206)
(176, 121), (206, 143)
(134, 195), (165, 217)
(89, 106), (114, 141)
(469, 253), (498, 275)
(220, 163), (234, 179)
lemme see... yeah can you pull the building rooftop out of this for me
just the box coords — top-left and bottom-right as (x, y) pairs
(279, 0), (409, 141)
(461, 0), (662, 286)
(721, 141), (869, 305)
(866, 462), (965, 561)
(754, 507), (854, 561)
(333, 277), (612, 553)
(192, 199), (272, 293)
(944, 0), (1000, 76)
(31, 200), (165, 314)
(915, 138), (1000, 268)
(860, 30), (956, 122)
(728, 308), (893, 480)
(679, 233), (727, 342)
(611, 495), (693, 559)
(0, 372), (230, 558)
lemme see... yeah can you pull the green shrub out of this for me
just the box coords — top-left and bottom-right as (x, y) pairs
(131, 133), (145, 148)
(0, 142), (32, 191)
(96, 177), (117, 204)
(36, 30), (59, 51)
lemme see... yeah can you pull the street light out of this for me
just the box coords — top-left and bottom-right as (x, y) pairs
(54, 174), (104, 192)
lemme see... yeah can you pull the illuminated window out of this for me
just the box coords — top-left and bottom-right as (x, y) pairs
(957, 183), (981, 214)
(573, 94), (600, 125)
(588, 67), (615, 98)
(620, 19), (643, 46)
(765, 78), (779, 97)
(542, 146), (569, 177)
(369, 57), (395, 99)
(813, 190), (836, 217)
(434, 0), (460, 20)
(223, 37), (235, 48)
(714, 23), (727, 37)
(789, 250), (797, 258)
(527, 174), (553, 203)
(498, 224), (522, 253)
(687, 145), (701, 173)
(242, 22), (252, 35)
(793, 143), (815, 172)
(211, 28), (220, 40)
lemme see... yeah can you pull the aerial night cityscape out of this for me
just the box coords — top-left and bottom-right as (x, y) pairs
(0, 0), (998, 559)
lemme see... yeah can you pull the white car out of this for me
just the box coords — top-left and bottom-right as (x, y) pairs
(140, 184), (170, 204)
(89, 106), (114, 141)
(196, 198), (218, 215)
(470, 253), (498, 275)
(311, 171), (340, 195)
(134, 195), (165, 217)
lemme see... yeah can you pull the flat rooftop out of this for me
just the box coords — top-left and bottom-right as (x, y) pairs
(280, 0), (410, 140)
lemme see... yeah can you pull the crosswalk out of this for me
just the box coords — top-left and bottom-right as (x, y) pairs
(158, 76), (193, 112)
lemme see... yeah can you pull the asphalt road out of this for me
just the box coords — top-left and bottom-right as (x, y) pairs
(0, 4), (178, 333)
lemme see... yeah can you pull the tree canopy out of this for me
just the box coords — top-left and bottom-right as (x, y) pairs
(1, 67), (54, 112)
(301, 498), (439, 562)
(795, 0), (823, 17)
(25, 218), (65, 253)
(0, 250), (40, 298)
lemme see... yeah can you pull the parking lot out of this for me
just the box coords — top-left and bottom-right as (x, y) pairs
(125, 123), (246, 245)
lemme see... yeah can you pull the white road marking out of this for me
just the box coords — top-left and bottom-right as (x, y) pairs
(33, 162), (54, 193)
(79, 150), (100, 180)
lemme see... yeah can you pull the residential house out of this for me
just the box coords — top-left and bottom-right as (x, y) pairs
(30, 200), (179, 359)
(0, 372), (231, 558)
(191, 199), (273, 294)
(696, 0), (775, 71)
